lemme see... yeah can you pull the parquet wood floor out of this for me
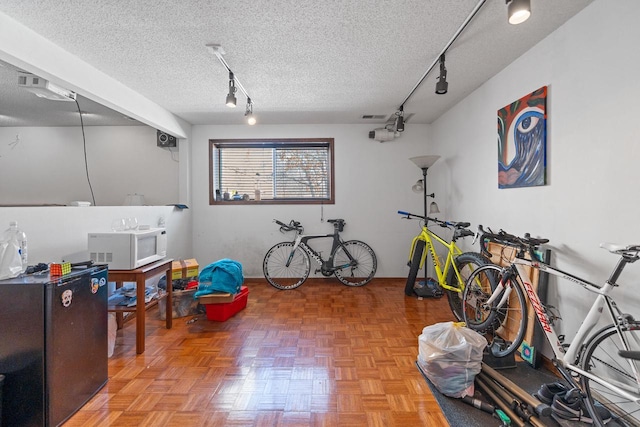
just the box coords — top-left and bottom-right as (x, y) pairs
(65, 278), (455, 426)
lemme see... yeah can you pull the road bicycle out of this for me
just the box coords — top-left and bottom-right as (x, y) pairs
(398, 210), (495, 321)
(463, 227), (640, 426)
(263, 218), (377, 290)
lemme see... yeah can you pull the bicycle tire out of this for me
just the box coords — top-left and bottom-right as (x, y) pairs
(462, 264), (527, 358)
(445, 252), (490, 321)
(333, 240), (377, 286)
(405, 239), (426, 296)
(580, 320), (640, 426)
(263, 242), (310, 290)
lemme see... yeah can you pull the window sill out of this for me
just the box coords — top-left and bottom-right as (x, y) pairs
(211, 199), (334, 206)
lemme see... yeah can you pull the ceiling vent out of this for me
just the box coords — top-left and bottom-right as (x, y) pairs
(17, 72), (76, 102)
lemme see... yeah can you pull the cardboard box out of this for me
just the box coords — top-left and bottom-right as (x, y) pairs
(198, 291), (235, 304)
(203, 286), (249, 321)
(172, 258), (199, 281)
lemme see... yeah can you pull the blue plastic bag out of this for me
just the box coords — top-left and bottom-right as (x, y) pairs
(195, 259), (243, 297)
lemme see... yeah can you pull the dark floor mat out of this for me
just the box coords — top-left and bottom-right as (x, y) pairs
(417, 360), (586, 427)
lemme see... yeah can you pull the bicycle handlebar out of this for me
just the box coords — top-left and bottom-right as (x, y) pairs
(397, 210), (471, 231)
(273, 219), (304, 233)
(476, 224), (549, 259)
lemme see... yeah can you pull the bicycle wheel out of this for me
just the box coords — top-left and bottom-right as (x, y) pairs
(462, 264), (527, 358)
(445, 252), (490, 321)
(580, 321), (640, 426)
(263, 242), (310, 290)
(333, 240), (377, 286)
(405, 239), (426, 296)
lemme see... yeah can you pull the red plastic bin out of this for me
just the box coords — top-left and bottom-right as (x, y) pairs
(204, 286), (249, 321)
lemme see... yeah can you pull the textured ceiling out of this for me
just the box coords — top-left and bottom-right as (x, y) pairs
(0, 0), (592, 127)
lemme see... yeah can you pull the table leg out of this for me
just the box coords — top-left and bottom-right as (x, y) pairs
(165, 265), (173, 329)
(136, 275), (145, 354)
(115, 280), (124, 329)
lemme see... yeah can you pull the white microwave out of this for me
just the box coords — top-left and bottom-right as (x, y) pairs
(88, 228), (167, 270)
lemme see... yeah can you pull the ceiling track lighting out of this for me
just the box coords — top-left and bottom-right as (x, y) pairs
(507, 0), (531, 25)
(435, 54), (448, 95)
(206, 44), (256, 124)
(245, 98), (256, 125)
(226, 72), (237, 108)
(395, 105), (405, 132)
(379, 0), (486, 136)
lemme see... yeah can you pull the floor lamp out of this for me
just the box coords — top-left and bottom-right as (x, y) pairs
(409, 155), (440, 287)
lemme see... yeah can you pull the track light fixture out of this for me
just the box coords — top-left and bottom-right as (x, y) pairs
(506, 0), (531, 25)
(245, 98), (256, 125)
(395, 105), (405, 132)
(435, 54), (448, 95)
(226, 72), (237, 108)
(207, 44), (257, 124)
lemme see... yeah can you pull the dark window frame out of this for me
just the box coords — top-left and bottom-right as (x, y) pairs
(209, 138), (335, 205)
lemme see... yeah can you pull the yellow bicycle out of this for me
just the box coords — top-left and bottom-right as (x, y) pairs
(398, 210), (493, 321)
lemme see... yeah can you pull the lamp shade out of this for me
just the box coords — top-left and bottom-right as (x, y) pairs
(412, 180), (424, 193)
(410, 155), (440, 170)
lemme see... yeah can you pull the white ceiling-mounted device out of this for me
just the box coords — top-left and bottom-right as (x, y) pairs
(17, 72), (76, 101)
(368, 128), (398, 143)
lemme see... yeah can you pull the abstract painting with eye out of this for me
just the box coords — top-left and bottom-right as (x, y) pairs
(497, 86), (547, 189)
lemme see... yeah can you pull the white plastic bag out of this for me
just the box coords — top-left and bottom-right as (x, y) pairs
(0, 237), (23, 280)
(107, 313), (117, 357)
(417, 321), (487, 398)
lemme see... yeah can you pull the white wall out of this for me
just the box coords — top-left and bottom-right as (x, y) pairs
(0, 205), (190, 264)
(191, 124), (436, 277)
(429, 0), (640, 340)
(0, 125), (193, 264)
(0, 126), (179, 206)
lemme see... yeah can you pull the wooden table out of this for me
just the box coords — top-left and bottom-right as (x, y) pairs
(108, 258), (173, 354)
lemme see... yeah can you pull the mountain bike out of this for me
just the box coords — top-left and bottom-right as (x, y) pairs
(398, 210), (495, 321)
(463, 227), (640, 426)
(263, 219), (377, 290)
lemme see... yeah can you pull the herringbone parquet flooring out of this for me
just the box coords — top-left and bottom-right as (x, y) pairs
(65, 278), (454, 426)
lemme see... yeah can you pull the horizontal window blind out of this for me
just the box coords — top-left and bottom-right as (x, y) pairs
(211, 139), (333, 204)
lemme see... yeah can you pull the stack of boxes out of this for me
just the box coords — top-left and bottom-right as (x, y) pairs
(161, 258), (249, 321)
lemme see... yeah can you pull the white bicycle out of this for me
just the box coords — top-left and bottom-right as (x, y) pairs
(463, 227), (640, 426)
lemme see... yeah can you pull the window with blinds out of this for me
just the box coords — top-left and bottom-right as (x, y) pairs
(210, 138), (334, 204)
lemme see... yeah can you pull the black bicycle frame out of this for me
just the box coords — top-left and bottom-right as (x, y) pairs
(293, 230), (352, 271)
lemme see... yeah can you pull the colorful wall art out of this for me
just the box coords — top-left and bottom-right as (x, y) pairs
(497, 86), (547, 189)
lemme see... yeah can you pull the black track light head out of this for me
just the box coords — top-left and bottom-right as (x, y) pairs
(395, 105), (405, 132)
(435, 54), (448, 95)
(226, 72), (237, 107)
(507, 0), (531, 25)
(245, 98), (256, 125)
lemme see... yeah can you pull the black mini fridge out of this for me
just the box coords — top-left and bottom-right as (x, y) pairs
(0, 265), (108, 427)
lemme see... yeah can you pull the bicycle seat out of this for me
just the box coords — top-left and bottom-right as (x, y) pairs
(328, 219), (345, 231)
(453, 222), (471, 229)
(600, 243), (640, 255)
